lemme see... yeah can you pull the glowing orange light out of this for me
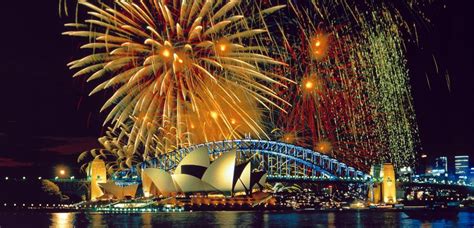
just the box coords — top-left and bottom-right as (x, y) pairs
(215, 39), (232, 56)
(60, 170), (65, 175)
(219, 44), (227, 52)
(310, 33), (329, 60)
(230, 118), (237, 124)
(210, 111), (219, 119)
(301, 74), (324, 96)
(281, 132), (297, 144)
(315, 140), (332, 154)
(162, 49), (171, 58)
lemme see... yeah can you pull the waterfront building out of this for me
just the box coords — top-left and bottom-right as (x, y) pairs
(382, 163), (397, 203)
(432, 156), (448, 176)
(87, 158), (107, 201)
(416, 153), (429, 174)
(398, 167), (413, 182)
(369, 163), (397, 204)
(454, 155), (469, 180)
(469, 167), (474, 184)
(369, 164), (382, 203)
(141, 147), (267, 197)
(98, 182), (139, 200)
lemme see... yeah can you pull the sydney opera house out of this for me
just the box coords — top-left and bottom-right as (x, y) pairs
(89, 148), (267, 200)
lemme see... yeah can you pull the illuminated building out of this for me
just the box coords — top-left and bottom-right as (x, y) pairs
(88, 158), (139, 200)
(369, 163), (397, 204)
(470, 167), (474, 184)
(87, 158), (107, 201)
(416, 154), (429, 174)
(382, 163), (396, 204)
(98, 182), (139, 200)
(369, 164), (382, 204)
(454, 155), (469, 180)
(141, 147), (267, 197)
(432, 156), (448, 176)
(398, 166), (413, 182)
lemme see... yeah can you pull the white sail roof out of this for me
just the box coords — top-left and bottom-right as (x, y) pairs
(174, 147), (210, 174)
(99, 181), (138, 199)
(233, 162), (251, 192)
(143, 168), (177, 196)
(258, 173), (267, 189)
(141, 170), (153, 197)
(172, 174), (217, 193)
(202, 150), (237, 193)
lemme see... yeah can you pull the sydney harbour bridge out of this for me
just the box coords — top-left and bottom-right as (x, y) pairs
(140, 139), (370, 182)
(52, 139), (473, 201)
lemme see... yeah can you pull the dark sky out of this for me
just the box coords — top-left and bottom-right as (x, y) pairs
(407, 1), (474, 161)
(0, 0), (472, 177)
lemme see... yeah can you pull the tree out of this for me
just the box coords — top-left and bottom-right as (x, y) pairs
(41, 180), (63, 202)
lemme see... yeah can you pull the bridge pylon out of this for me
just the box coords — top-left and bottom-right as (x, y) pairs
(369, 163), (397, 204)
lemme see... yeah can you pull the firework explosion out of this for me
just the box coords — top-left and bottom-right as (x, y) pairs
(64, 0), (424, 173)
(64, 0), (289, 167)
(267, 0), (420, 170)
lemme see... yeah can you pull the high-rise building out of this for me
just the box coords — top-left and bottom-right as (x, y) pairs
(469, 167), (474, 184)
(454, 155), (469, 179)
(432, 156), (447, 176)
(416, 154), (429, 174)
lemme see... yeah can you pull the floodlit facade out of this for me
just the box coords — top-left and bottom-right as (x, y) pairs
(432, 156), (448, 176)
(455, 155), (469, 179)
(369, 163), (397, 204)
(142, 147), (267, 197)
(98, 182), (139, 200)
(382, 163), (396, 204)
(87, 158), (107, 200)
(88, 158), (139, 200)
(369, 164), (382, 204)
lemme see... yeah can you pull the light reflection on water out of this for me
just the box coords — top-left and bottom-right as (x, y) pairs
(0, 211), (473, 227)
(51, 213), (73, 228)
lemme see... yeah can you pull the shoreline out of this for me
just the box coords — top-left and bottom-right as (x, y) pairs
(1, 205), (473, 213)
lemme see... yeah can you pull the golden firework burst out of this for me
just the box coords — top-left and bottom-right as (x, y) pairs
(64, 0), (290, 152)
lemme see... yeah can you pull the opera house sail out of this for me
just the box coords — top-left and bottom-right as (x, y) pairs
(142, 147), (267, 197)
(89, 147), (267, 200)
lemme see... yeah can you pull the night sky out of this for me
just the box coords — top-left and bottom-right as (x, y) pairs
(0, 0), (472, 177)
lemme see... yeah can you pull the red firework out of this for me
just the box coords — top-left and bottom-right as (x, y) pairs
(273, 22), (384, 172)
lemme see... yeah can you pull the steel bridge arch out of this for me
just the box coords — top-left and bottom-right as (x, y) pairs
(140, 139), (371, 181)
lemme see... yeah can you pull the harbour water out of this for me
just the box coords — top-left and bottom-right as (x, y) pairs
(1, 210), (474, 227)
